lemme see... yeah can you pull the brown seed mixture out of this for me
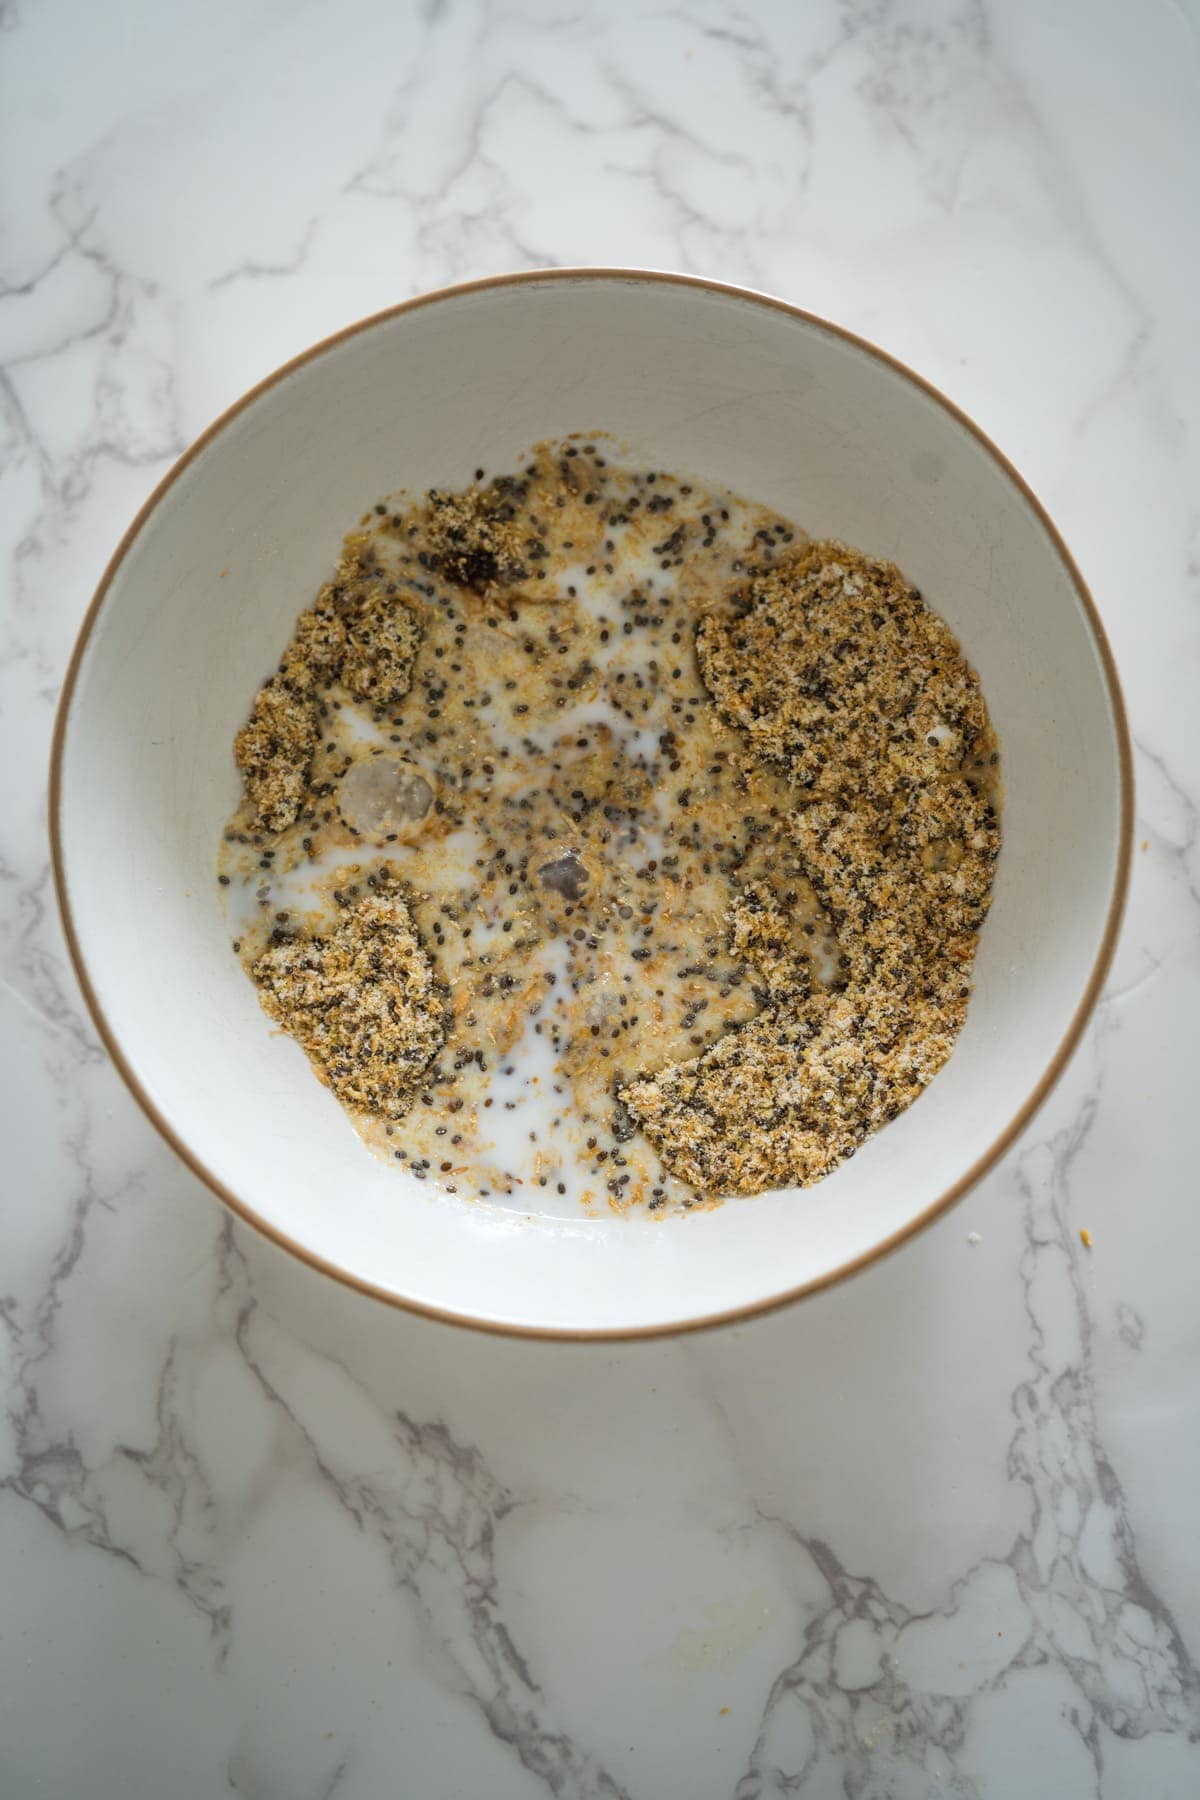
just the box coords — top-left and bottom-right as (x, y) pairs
(252, 868), (447, 1120)
(219, 439), (999, 1211)
(423, 486), (531, 592)
(623, 544), (1000, 1193)
(234, 538), (422, 833)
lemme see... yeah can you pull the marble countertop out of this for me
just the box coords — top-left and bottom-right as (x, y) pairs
(2, 1), (1198, 1794)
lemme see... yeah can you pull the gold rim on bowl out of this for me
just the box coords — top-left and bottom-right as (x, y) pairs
(48, 268), (1135, 1340)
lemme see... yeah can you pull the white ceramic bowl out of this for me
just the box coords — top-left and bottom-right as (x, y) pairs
(52, 271), (1131, 1338)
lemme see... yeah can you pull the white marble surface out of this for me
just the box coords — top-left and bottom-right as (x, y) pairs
(2, 0), (1198, 1793)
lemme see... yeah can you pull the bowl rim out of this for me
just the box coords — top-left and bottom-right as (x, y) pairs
(48, 267), (1134, 1341)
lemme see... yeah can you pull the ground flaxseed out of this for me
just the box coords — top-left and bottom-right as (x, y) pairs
(252, 868), (446, 1121)
(234, 539), (422, 832)
(624, 543), (999, 1192)
(219, 440), (1000, 1212)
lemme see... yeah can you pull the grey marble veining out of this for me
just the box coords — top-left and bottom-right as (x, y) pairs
(1, 1), (1198, 1795)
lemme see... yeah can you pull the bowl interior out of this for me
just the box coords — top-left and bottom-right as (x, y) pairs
(55, 274), (1128, 1335)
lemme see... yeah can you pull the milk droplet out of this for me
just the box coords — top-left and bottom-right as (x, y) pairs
(338, 754), (434, 839)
